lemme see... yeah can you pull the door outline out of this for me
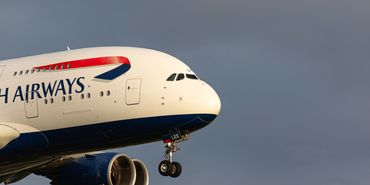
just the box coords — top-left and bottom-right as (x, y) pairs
(24, 91), (39, 119)
(125, 78), (142, 105)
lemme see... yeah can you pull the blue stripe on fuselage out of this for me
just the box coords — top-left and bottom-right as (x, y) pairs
(0, 113), (217, 170)
(94, 64), (130, 80)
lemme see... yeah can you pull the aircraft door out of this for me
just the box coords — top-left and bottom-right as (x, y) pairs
(126, 78), (142, 105)
(24, 92), (39, 118)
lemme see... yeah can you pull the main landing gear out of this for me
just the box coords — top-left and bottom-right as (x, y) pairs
(158, 132), (190, 178)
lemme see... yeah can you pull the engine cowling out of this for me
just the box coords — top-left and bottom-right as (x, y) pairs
(48, 153), (149, 185)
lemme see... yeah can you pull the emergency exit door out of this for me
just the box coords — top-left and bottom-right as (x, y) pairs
(126, 79), (142, 105)
(25, 92), (39, 118)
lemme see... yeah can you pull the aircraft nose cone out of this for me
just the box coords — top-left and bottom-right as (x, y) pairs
(204, 84), (221, 116)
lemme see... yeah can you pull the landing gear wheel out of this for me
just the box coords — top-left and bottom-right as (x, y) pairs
(169, 161), (182, 178)
(158, 160), (173, 176)
(159, 132), (190, 177)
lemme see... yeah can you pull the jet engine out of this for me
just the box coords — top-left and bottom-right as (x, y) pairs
(46, 153), (149, 185)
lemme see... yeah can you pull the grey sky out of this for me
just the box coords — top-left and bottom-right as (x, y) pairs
(2, 0), (370, 184)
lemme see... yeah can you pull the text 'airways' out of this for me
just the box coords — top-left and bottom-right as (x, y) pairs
(0, 77), (85, 104)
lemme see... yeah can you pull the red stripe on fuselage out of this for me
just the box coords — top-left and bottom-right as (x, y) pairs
(34, 56), (130, 71)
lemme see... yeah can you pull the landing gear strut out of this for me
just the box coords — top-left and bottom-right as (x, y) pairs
(158, 132), (189, 178)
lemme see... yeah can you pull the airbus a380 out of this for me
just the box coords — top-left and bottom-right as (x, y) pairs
(0, 47), (221, 185)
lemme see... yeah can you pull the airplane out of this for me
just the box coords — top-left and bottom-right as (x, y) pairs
(0, 47), (221, 185)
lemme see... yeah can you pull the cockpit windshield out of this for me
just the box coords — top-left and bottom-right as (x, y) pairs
(176, 74), (185, 81)
(166, 73), (177, 81)
(166, 73), (199, 81)
(186, 74), (198, 80)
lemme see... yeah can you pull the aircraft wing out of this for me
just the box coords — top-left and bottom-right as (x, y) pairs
(0, 122), (58, 184)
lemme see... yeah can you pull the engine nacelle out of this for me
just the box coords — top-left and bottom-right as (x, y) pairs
(48, 153), (149, 185)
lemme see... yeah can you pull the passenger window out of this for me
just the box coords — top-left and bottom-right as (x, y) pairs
(167, 73), (177, 81)
(186, 74), (198, 80)
(176, 73), (185, 81)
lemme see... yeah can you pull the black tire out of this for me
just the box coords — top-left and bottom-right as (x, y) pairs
(158, 160), (173, 176)
(169, 161), (182, 178)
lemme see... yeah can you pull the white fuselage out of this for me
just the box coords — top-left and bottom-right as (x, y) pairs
(0, 47), (221, 175)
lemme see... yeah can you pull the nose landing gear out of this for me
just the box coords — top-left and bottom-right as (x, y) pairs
(158, 132), (189, 178)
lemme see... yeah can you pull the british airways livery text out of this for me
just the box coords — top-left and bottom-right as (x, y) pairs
(0, 77), (85, 103)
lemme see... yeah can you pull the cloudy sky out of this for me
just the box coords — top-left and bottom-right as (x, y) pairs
(2, 0), (370, 184)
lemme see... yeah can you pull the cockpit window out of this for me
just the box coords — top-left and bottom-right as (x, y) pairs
(176, 73), (185, 81)
(186, 74), (198, 80)
(167, 73), (199, 81)
(166, 73), (177, 81)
